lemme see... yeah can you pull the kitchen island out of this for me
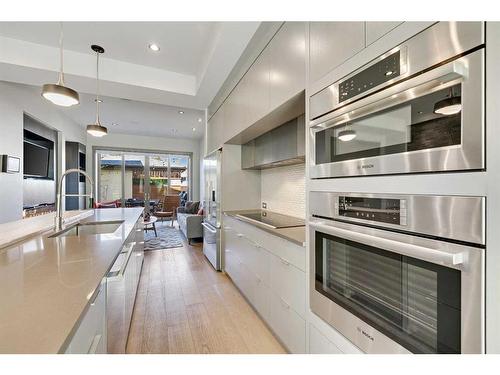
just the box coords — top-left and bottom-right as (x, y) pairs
(0, 207), (144, 354)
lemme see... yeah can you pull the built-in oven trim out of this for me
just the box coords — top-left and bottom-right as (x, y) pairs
(310, 192), (486, 246)
(309, 217), (485, 354)
(310, 22), (484, 121)
(309, 22), (485, 179)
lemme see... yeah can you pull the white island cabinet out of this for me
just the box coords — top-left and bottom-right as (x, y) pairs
(64, 279), (107, 354)
(223, 215), (306, 353)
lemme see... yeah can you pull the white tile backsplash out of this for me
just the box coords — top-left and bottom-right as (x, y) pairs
(261, 163), (305, 219)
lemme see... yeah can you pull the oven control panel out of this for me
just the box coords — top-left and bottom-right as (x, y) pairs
(336, 196), (407, 226)
(338, 50), (402, 103)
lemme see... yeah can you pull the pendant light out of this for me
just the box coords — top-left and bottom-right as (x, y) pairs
(338, 124), (357, 142)
(86, 45), (108, 137)
(433, 86), (462, 116)
(41, 23), (80, 107)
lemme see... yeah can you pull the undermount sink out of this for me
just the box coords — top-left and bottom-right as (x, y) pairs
(49, 220), (124, 238)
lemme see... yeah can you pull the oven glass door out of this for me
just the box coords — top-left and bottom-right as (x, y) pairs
(315, 83), (462, 165)
(315, 231), (461, 353)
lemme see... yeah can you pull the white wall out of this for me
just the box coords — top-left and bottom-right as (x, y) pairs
(261, 163), (305, 218)
(0, 81), (86, 224)
(86, 132), (202, 202)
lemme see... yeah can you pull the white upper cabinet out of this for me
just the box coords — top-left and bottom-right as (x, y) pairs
(206, 106), (225, 155)
(365, 22), (403, 46)
(269, 22), (306, 109)
(246, 46), (271, 126)
(309, 22), (366, 84)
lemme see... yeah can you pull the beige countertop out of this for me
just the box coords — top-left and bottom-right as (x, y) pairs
(0, 210), (93, 249)
(224, 210), (306, 247)
(0, 207), (144, 354)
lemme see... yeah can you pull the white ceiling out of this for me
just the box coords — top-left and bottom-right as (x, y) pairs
(0, 22), (219, 77)
(69, 92), (206, 139)
(0, 21), (261, 139)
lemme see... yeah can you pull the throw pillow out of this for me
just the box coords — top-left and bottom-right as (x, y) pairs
(185, 201), (200, 214)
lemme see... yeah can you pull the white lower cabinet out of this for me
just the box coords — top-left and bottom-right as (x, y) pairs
(269, 291), (306, 353)
(269, 253), (306, 317)
(223, 216), (307, 353)
(309, 323), (343, 354)
(65, 280), (107, 354)
(250, 272), (271, 321)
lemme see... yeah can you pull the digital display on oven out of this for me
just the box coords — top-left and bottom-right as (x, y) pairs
(338, 196), (403, 225)
(338, 50), (401, 103)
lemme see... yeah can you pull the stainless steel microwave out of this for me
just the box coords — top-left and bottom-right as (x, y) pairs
(309, 22), (485, 179)
(309, 192), (485, 354)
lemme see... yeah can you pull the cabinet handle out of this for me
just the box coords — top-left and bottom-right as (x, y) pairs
(280, 258), (290, 266)
(89, 288), (101, 306)
(87, 334), (102, 354)
(280, 297), (291, 310)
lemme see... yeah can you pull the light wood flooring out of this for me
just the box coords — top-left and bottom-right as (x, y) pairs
(126, 230), (286, 354)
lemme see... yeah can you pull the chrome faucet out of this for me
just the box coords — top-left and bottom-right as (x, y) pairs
(55, 168), (94, 231)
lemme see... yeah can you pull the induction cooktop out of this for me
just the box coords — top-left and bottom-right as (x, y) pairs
(236, 211), (304, 229)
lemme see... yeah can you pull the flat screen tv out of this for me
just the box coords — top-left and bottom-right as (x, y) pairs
(23, 140), (50, 178)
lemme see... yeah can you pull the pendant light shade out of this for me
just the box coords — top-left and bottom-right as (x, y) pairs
(86, 45), (108, 137)
(86, 124), (108, 137)
(338, 124), (357, 142)
(41, 23), (80, 107)
(433, 87), (462, 116)
(42, 84), (79, 107)
(433, 96), (462, 115)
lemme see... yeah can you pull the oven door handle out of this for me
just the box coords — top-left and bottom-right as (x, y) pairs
(309, 221), (466, 269)
(310, 57), (468, 128)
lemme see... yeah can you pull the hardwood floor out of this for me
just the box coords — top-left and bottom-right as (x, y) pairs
(126, 231), (286, 354)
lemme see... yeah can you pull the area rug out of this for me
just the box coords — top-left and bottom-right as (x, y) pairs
(144, 224), (183, 251)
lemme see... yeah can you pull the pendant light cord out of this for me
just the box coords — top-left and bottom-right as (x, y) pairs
(95, 50), (101, 124)
(58, 22), (65, 86)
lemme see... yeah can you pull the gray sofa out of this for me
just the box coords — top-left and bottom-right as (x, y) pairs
(176, 203), (203, 244)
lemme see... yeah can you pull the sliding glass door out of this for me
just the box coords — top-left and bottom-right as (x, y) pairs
(95, 149), (191, 212)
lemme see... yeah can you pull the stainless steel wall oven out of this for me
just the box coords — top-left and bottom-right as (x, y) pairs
(309, 22), (485, 178)
(309, 192), (485, 353)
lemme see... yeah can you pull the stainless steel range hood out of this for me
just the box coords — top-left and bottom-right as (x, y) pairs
(241, 115), (305, 170)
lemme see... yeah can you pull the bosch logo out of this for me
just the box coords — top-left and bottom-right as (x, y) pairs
(358, 164), (374, 170)
(357, 326), (374, 342)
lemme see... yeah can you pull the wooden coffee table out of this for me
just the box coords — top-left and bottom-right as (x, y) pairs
(142, 216), (158, 237)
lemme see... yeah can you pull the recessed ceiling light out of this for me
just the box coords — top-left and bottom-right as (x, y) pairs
(178, 110), (184, 114)
(94, 98), (103, 103)
(112, 122), (118, 126)
(148, 43), (160, 52)
(198, 118), (202, 123)
(192, 127), (196, 132)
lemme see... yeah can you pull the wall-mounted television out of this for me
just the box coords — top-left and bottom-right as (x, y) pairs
(23, 129), (54, 179)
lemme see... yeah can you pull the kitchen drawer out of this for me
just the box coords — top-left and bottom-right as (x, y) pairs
(236, 258), (254, 303)
(309, 323), (343, 354)
(224, 247), (240, 284)
(269, 253), (306, 317)
(244, 237), (271, 286)
(269, 291), (306, 353)
(65, 280), (106, 354)
(250, 272), (271, 321)
(226, 216), (305, 271)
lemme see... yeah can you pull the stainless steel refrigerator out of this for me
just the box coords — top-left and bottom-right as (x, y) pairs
(202, 149), (222, 270)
